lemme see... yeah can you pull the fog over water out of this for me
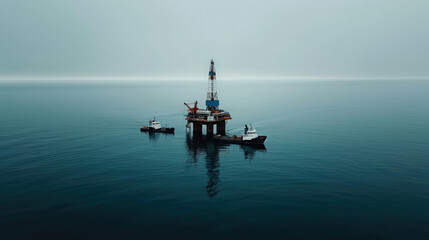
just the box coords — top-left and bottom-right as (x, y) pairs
(1, 0), (429, 79)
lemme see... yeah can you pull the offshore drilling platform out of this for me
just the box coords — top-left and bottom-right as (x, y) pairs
(184, 59), (231, 136)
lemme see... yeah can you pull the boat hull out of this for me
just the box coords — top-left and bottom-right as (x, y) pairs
(140, 127), (175, 133)
(212, 135), (267, 146)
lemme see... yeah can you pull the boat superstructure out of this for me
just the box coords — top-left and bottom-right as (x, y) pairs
(243, 124), (258, 140)
(148, 119), (161, 130)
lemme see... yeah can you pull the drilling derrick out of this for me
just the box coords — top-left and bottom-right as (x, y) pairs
(184, 59), (231, 136)
(206, 59), (219, 111)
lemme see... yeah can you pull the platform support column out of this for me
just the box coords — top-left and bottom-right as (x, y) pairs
(186, 121), (191, 133)
(193, 122), (202, 135)
(217, 121), (226, 136)
(206, 123), (214, 135)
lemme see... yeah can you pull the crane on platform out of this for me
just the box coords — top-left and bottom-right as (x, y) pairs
(184, 101), (198, 114)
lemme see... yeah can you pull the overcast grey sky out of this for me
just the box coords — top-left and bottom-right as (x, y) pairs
(1, 0), (428, 79)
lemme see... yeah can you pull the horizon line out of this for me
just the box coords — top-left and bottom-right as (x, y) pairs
(0, 75), (428, 82)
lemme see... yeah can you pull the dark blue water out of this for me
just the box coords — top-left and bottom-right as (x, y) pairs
(1, 80), (429, 239)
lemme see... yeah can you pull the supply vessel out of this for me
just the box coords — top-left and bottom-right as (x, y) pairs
(140, 118), (174, 133)
(213, 124), (267, 146)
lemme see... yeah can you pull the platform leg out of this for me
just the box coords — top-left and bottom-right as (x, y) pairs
(217, 121), (226, 136)
(186, 121), (190, 132)
(206, 123), (214, 136)
(193, 122), (202, 136)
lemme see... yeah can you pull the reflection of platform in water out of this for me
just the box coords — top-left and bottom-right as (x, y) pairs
(186, 134), (226, 198)
(185, 134), (267, 198)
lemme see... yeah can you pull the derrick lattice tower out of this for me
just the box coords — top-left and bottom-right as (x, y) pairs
(206, 59), (219, 111)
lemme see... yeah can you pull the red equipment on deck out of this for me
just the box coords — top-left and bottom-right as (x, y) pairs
(184, 101), (198, 114)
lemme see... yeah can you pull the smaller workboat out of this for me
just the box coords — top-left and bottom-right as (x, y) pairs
(140, 118), (174, 133)
(213, 124), (267, 146)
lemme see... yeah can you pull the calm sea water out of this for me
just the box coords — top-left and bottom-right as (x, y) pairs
(1, 80), (429, 239)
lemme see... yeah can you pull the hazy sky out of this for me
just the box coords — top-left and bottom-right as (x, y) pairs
(1, 0), (428, 79)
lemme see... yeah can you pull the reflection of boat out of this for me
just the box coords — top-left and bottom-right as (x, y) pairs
(240, 145), (266, 160)
(213, 124), (266, 146)
(140, 118), (174, 133)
